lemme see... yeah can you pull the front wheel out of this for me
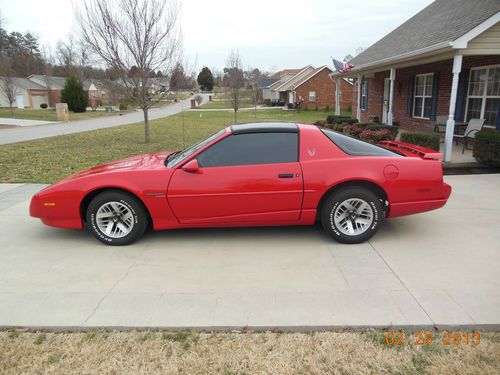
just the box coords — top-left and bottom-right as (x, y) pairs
(321, 187), (383, 244)
(86, 190), (148, 246)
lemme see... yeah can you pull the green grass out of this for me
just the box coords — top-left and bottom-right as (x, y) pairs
(0, 108), (350, 184)
(199, 99), (256, 110)
(0, 108), (121, 122)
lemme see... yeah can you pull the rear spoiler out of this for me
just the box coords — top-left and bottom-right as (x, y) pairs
(378, 140), (442, 160)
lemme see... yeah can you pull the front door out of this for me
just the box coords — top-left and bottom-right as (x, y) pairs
(168, 132), (303, 224)
(382, 78), (390, 124)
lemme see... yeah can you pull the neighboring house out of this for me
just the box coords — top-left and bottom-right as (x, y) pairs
(27, 75), (67, 107)
(0, 77), (49, 108)
(258, 78), (280, 102)
(268, 66), (353, 109)
(332, 0), (500, 161)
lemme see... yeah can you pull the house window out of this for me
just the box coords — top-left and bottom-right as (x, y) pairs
(466, 65), (500, 127)
(361, 80), (367, 110)
(413, 73), (433, 119)
(308, 91), (316, 102)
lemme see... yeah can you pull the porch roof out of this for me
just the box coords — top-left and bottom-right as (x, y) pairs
(346, 0), (500, 73)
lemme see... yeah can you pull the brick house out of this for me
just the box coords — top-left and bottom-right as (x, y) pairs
(265, 66), (353, 110)
(332, 0), (500, 161)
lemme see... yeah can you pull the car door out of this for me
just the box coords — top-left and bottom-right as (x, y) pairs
(167, 131), (303, 224)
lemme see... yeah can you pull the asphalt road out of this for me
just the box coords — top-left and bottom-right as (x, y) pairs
(0, 95), (206, 145)
(0, 174), (499, 330)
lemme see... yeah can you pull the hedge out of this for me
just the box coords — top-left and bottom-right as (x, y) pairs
(326, 115), (353, 124)
(365, 124), (399, 137)
(400, 131), (440, 151)
(473, 130), (500, 167)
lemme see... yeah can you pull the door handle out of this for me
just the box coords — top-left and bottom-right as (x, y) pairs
(278, 173), (294, 178)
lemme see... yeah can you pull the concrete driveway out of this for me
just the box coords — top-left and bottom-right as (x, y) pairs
(0, 94), (207, 145)
(0, 174), (499, 330)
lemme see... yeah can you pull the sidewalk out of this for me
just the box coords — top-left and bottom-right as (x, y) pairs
(0, 174), (499, 330)
(0, 118), (60, 127)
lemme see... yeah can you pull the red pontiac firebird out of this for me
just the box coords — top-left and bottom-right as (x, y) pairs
(30, 123), (451, 246)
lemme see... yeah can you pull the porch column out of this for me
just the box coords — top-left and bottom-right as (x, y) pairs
(388, 68), (395, 125)
(444, 54), (463, 162)
(335, 78), (341, 116)
(356, 74), (361, 120)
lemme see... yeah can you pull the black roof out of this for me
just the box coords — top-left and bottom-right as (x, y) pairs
(231, 122), (298, 134)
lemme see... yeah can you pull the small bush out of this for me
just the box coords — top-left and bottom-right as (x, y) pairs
(346, 118), (359, 125)
(313, 120), (327, 127)
(343, 123), (367, 137)
(359, 129), (395, 143)
(326, 115), (352, 124)
(315, 105), (319, 111)
(366, 124), (399, 137)
(39, 103), (48, 109)
(473, 130), (500, 167)
(325, 105), (330, 111)
(119, 102), (128, 111)
(287, 103), (295, 109)
(333, 124), (347, 132)
(400, 131), (440, 151)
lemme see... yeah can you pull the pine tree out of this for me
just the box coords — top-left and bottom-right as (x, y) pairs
(61, 75), (88, 112)
(197, 67), (214, 91)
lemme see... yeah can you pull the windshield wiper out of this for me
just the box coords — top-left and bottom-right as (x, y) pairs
(165, 150), (183, 164)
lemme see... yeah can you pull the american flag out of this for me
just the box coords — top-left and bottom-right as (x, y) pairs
(332, 58), (353, 74)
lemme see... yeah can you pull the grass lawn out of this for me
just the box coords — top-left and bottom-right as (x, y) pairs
(0, 108), (121, 122)
(0, 108), (350, 184)
(0, 330), (498, 374)
(199, 99), (256, 110)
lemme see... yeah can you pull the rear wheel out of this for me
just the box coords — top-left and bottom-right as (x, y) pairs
(86, 190), (148, 246)
(321, 187), (383, 244)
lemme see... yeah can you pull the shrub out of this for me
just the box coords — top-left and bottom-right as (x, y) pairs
(400, 131), (440, 151)
(119, 102), (128, 111)
(325, 105), (330, 111)
(359, 129), (395, 143)
(315, 106), (319, 111)
(333, 124), (347, 132)
(39, 103), (48, 109)
(473, 130), (500, 167)
(343, 123), (367, 137)
(287, 103), (295, 109)
(366, 124), (399, 137)
(326, 115), (352, 124)
(60, 75), (88, 112)
(313, 120), (327, 127)
(346, 118), (359, 125)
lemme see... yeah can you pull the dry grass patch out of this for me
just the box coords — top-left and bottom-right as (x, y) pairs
(0, 330), (499, 374)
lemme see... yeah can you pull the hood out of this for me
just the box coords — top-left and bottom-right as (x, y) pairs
(69, 151), (173, 179)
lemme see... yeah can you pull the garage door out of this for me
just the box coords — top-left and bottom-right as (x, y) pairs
(31, 94), (48, 108)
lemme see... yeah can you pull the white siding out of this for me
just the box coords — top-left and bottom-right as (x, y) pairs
(462, 22), (500, 55)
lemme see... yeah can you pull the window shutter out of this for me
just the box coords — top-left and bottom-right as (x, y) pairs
(407, 75), (415, 116)
(454, 68), (469, 122)
(430, 72), (440, 121)
(496, 106), (500, 130)
(365, 80), (369, 110)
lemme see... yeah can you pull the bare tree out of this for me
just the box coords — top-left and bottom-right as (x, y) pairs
(75, 0), (182, 143)
(0, 58), (18, 115)
(225, 50), (244, 124)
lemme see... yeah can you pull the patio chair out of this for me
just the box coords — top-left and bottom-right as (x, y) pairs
(453, 118), (485, 154)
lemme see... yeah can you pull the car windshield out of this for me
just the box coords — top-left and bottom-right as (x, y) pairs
(166, 129), (226, 167)
(320, 128), (402, 157)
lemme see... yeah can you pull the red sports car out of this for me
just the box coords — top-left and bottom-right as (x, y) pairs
(30, 123), (451, 245)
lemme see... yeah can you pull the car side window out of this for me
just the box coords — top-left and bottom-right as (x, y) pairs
(197, 132), (298, 167)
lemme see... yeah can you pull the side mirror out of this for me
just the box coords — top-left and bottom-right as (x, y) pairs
(182, 159), (200, 173)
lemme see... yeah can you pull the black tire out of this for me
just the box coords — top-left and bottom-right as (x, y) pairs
(321, 187), (383, 244)
(86, 190), (148, 246)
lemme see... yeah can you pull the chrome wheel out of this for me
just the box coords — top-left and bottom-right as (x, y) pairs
(333, 198), (374, 236)
(95, 201), (134, 238)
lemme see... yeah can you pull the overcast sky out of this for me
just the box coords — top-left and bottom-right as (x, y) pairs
(0, 0), (434, 73)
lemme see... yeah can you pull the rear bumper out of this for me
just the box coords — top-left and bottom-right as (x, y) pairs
(387, 182), (451, 218)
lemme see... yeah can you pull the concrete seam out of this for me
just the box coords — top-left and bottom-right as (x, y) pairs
(368, 240), (437, 329)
